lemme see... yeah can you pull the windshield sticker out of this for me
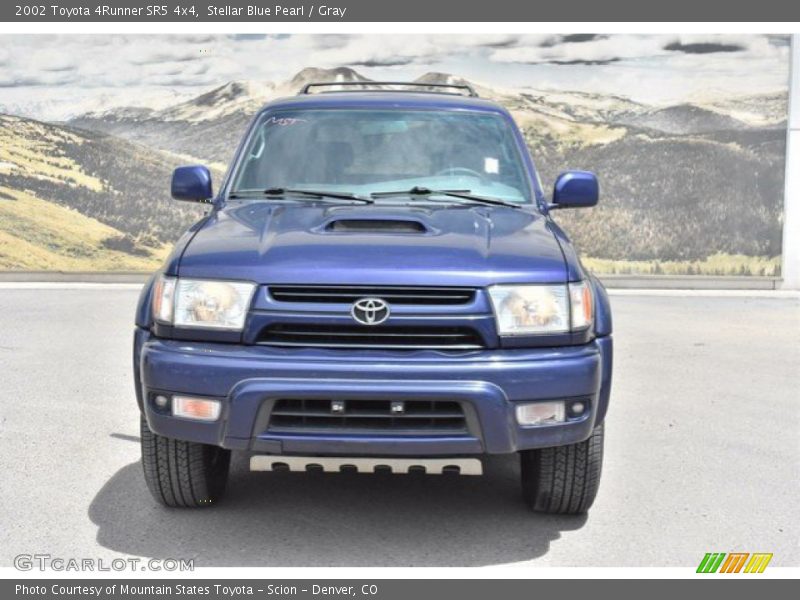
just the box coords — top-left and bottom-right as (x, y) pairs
(265, 116), (308, 126)
(484, 157), (500, 174)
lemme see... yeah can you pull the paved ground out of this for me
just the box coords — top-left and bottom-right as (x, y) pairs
(0, 287), (797, 568)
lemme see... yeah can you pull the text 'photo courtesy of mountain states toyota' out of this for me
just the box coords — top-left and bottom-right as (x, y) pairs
(135, 81), (611, 515)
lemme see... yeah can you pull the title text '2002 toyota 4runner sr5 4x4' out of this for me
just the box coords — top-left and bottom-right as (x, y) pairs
(134, 81), (612, 514)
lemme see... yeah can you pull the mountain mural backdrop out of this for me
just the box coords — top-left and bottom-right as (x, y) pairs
(0, 66), (787, 275)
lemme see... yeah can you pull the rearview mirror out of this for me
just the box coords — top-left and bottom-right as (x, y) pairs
(551, 170), (599, 209)
(171, 165), (213, 202)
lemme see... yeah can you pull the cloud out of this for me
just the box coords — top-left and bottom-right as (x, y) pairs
(488, 34), (788, 67)
(307, 34), (352, 50)
(561, 34), (607, 44)
(348, 58), (415, 67)
(0, 34), (789, 119)
(297, 35), (541, 70)
(539, 34), (608, 48)
(130, 51), (204, 66)
(227, 34), (267, 41)
(29, 48), (78, 73)
(176, 35), (218, 44)
(490, 35), (664, 64)
(473, 35), (523, 49)
(543, 58), (621, 66)
(664, 41), (745, 54)
(0, 76), (42, 88)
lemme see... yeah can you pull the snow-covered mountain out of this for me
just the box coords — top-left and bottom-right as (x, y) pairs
(288, 66), (370, 91)
(76, 66), (787, 130)
(79, 66), (371, 125)
(69, 67), (379, 164)
(0, 88), (199, 123)
(156, 80), (277, 122)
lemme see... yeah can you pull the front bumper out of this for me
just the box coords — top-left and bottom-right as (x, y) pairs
(135, 329), (612, 456)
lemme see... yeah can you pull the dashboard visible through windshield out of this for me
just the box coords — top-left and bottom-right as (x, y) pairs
(228, 108), (533, 204)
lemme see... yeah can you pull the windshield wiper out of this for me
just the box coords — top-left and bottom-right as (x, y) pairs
(228, 188), (373, 204)
(264, 187), (373, 204)
(371, 186), (520, 209)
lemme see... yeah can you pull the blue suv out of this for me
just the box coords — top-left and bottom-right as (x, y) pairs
(134, 82), (612, 514)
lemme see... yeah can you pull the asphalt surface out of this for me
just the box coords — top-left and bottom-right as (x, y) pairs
(0, 287), (797, 568)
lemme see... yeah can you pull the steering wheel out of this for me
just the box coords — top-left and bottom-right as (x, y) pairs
(434, 167), (487, 182)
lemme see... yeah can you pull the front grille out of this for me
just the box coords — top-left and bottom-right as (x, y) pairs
(257, 323), (484, 350)
(268, 285), (475, 305)
(268, 399), (468, 435)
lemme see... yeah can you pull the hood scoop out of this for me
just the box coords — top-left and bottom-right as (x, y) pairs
(322, 217), (429, 234)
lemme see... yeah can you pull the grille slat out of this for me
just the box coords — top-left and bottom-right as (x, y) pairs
(269, 285), (475, 305)
(279, 330), (470, 338)
(257, 324), (484, 350)
(271, 410), (464, 419)
(269, 399), (468, 435)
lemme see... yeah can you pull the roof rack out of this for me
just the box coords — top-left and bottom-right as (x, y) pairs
(299, 81), (478, 97)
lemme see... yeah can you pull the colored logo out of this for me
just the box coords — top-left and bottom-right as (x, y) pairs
(697, 552), (773, 573)
(351, 297), (390, 326)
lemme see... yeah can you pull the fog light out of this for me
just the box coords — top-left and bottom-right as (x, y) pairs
(516, 402), (565, 426)
(154, 394), (169, 409)
(570, 401), (586, 416)
(172, 396), (221, 421)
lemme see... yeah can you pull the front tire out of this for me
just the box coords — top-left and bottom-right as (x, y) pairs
(140, 415), (231, 508)
(520, 423), (604, 514)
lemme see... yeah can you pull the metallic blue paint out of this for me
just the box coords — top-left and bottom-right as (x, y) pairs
(134, 91), (613, 457)
(171, 165), (213, 202)
(138, 330), (610, 455)
(552, 170), (599, 208)
(588, 274), (613, 337)
(177, 204), (569, 286)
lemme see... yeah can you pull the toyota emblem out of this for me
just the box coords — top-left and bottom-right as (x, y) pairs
(351, 297), (390, 326)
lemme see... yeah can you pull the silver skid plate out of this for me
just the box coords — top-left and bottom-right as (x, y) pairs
(250, 456), (483, 476)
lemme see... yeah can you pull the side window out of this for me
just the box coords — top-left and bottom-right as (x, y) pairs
(249, 128), (266, 159)
(234, 128), (266, 190)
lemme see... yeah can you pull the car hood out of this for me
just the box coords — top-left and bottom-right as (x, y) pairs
(177, 202), (568, 286)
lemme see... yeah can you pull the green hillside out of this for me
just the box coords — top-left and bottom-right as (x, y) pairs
(0, 187), (169, 270)
(0, 114), (207, 270)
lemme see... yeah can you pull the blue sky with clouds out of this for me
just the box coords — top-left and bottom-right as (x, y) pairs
(0, 34), (790, 120)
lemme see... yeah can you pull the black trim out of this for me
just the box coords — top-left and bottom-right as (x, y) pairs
(268, 285), (476, 306)
(300, 81), (478, 97)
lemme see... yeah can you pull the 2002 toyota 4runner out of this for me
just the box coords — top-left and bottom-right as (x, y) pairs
(134, 81), (612, 514)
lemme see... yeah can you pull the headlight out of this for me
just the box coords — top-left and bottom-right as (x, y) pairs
(153, 276), (256, 331)
(488, 282), (592, 335)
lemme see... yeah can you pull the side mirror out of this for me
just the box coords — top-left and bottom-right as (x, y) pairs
(551, 170), (599, 208)
(171, 165), (213, 202)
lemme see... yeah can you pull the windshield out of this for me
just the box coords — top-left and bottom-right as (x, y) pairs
(229, 109), (532, 204)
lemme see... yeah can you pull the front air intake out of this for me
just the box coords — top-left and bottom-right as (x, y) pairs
(324, 218), (427, 234)
(267, 399), (469, 435)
